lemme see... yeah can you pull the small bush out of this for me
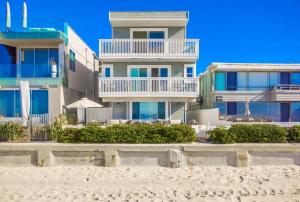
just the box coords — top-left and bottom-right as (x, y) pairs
(57, 123), (196, 144)
(288, 126), (300, 143)
(209, 124), (288, 144)
(0, 122), (24, 141)
(209, 127), (235, 144)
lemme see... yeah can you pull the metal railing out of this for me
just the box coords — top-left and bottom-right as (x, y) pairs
(274, 84), (300, 91)
(29, 114), (51, 141)
(99, 77), (199, 97)
(99, 39), (199, 58)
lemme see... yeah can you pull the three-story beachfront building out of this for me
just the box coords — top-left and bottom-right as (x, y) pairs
(199, 63), (300, 122)
(98, 12), (200, 122)
(0, 24), (99, 123)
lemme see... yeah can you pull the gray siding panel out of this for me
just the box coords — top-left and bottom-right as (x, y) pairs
(113, 27), (130, 39)
(112, 102), (127, 119)
(168, 27), (185, 39)
(109, 62), (185, 77)
(171, 102), (185, 122)
(113, 63), (127, 77)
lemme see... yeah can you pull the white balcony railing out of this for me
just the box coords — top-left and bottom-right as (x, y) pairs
(99, 77), (199, 97)
(99, 39), (199, 58)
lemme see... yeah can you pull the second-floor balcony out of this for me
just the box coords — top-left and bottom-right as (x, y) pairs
(99, 77), (199, 98)
(99, 39), (199, 61)
(0, 64), (61, 86)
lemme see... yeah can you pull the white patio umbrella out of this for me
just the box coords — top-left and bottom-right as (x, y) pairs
(66, 98), (103, 123)
(6, 2), (11, 30)
(66, 98), (103, 109)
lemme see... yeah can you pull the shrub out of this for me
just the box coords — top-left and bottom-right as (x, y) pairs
(209, 124), (288, 144)
(0, 122), (24, 141)
(288, 126), (300, 143)
(209, 127), (235, 144)
(57, 123), (196, 144)
(49, 115), (68, 141)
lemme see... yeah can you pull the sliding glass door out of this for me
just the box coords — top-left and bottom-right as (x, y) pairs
(132, 102), (166, 120)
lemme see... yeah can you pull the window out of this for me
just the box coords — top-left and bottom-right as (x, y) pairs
(248, 72), (268, 90)
(0, 90), (21, 117)
(237, 72), (247, 90)
(291, 102), (300, 122)
(132, 102), (166, 120)
(69, 50), (76, 72)
(0, 44), (17, 78)
(30, 90), (48, 114)
(280, 72), (290, 85)
(20, 48), (59, 78)
(215, 72), (226, 91)
(131, 28), (168, 39)
(227, 102), (237, 115)
(184, 64), (195, 78)
(291, 72), (300, 85)
(227, 72), (237, 91)
(270, 72), (280, 87)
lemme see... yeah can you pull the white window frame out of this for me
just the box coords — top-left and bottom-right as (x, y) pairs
(127, 65), (171, 77)
(130, 28), (168, 39)
(102, 64), (114, 77)
(184, 64), (196, 78)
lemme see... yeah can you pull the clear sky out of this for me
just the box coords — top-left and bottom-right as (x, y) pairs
(1, 0), (300, 74)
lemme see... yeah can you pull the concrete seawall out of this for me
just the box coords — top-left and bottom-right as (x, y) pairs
(0, 143), (299, 167)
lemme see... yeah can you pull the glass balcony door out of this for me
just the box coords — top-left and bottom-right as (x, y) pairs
(131, 29), (166, 54)
(132, 102), (166, 121)
(20, 48), (59, 78)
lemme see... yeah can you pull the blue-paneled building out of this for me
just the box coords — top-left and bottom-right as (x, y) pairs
(0, 25), (99, 122)
(199, 63), (300, 122)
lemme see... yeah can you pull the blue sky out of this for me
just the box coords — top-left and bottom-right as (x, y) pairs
(1, 0), (300, 74)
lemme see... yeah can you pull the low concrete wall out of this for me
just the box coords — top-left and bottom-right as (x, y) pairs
(0, 143), (299, 167)
(187, 108), (219, 125)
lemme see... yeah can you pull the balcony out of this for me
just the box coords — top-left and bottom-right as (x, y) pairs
(99, 39), (199, 62)
(99, 77), (199, 97)
(0, 64), (61, 87)
(271, 85), (300, 102)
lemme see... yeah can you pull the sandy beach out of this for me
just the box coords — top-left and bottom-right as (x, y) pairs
(0, 166), (299, 202)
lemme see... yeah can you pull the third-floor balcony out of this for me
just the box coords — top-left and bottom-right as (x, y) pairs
(99, 77), (199, 98)
(99, 39), (199, 62)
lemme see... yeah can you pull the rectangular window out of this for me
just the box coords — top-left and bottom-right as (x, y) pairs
(291, 72), (300, 85)
(160, 68), (168, 77)
(132, 102), (165, 120)
(248, 72), (268, 90)
(280, 72), (290, 85)
(30, 90), (48, 115)
(227, 102), (237, 115)
(69, 50), (76, 72)
(227, 72), (237, 91)
(270, 72), (280, 87)
(105, 68), (111, 77)
(215, 72), (226, 91)
(249, 102), (269, 116)
(237, 72), (248, 90)
(35, 48), (49, 77)
(0, 90), (21, 117)
(291, 102), (300, 122)
(20, 48), (59, 78)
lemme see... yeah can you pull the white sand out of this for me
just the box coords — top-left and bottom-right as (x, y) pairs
(0, 166), (299, 202)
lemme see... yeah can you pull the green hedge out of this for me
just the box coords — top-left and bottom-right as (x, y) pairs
(57, 123), (196, 144)
(0, 122), (24, 141)
(209, 124), (288, 144)
(287, 126), (300, 143)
